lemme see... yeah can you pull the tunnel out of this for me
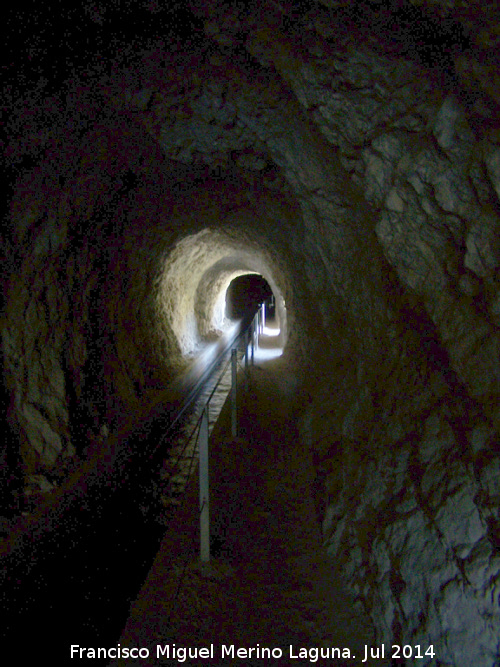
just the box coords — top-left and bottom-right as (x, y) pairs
(1, 1), (500, 665)
(225, 274), (274, 322)
(158, 228), (288, 359)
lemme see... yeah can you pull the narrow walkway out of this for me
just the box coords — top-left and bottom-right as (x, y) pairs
(110, 329), (374, 666)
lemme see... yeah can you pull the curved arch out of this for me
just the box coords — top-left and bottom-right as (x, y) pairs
(158, 228), (288, 359)
(225, 273), (273, 320)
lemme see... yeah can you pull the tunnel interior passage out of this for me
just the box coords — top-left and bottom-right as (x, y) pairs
(225, 274), (274, 321)
(157, 228), (288, 364)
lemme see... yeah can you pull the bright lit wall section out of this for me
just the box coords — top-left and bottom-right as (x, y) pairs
(157, 228), (288, 359)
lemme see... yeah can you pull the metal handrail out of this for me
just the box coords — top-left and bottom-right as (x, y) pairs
(148, 309), (259, 463)
(155, 302), (270, 625)
(159, 304), (265, 560)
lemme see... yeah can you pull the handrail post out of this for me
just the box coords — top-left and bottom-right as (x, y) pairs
(245, 329), (249, 373)
(262, 301), (266, 330)
(251, 318), (255, 365)
(231, 348), (237, 438)
(199, 406), (210, 562)
(244, 329), (249, 392)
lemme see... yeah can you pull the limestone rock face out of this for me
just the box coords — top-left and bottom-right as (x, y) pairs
(306, 392), (500, 665)
(2, 0), (500, 663)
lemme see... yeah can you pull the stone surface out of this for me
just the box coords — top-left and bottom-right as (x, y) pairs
(309, 397), (500, 666)
(2, 1), (500, 663)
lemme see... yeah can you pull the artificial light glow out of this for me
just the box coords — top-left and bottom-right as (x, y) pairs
(180, 322), (241, 392)
(253, 325), (283, 362)
(262, 325), (280, 337)
(158, 229), (289, 361)
(254, 345), (283, 361)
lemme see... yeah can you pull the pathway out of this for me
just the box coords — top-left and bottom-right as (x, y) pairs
(110, 326), (375, 666)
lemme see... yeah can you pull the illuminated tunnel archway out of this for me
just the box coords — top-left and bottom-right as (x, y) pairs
(157, 228), (288, 363)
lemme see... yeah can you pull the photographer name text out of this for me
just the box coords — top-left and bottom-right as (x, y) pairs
(70, 642), (436, 662)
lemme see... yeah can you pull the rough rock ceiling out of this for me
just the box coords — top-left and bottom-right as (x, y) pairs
(2, 0), (500, 458)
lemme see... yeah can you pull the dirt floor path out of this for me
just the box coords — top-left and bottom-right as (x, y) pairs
(110, 331), (375, 666)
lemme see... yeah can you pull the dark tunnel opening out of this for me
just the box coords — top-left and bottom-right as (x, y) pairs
(225, 274), (274, 321)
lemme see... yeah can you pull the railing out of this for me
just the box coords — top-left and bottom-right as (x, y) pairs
(199, 304), (269, 563)
(160, 303), (269, 630)
(155, 303), (266, 564)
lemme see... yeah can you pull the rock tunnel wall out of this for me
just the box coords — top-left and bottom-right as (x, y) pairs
(2, 1), (500, 663)
(2, 108), (307, 499)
